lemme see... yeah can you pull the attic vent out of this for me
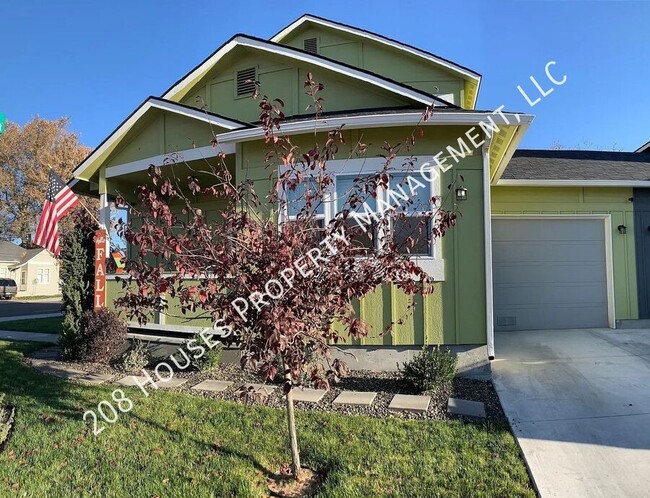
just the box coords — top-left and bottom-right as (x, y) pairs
(303, 37), (318, 54)
(236, 67), (256, 97)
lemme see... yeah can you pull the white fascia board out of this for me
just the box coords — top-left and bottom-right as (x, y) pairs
(496, 179), (650, 187)
(271, 15), (481, 84)
(105, 142), (236, 179)
(72, 98), (244, 181)
(216, 111), (534, 145)
(163, 36), (437, 106)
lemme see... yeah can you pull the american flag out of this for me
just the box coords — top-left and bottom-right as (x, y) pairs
(34, 169), (79, 255)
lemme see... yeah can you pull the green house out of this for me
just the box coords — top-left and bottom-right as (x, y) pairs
(70, 14), (650, 374)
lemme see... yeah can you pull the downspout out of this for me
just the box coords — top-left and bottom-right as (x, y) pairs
(482, 135), (495, 359)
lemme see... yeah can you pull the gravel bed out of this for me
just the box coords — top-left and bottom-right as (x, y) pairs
(25, 347), (504, 421)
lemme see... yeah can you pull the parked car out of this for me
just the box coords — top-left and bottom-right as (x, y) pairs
(0, 278), (17, 299)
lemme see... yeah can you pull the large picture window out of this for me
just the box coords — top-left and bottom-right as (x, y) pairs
(279, 157), (444, 279)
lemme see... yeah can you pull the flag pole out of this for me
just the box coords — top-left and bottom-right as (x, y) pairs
(46, 163), (102, 226)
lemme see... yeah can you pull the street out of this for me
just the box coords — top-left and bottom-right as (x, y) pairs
(0, 299), (61, 318)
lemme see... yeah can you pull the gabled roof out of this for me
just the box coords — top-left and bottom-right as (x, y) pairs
(0, 242), (46, 265)
(0, 241), (26, 263)
(73, 97), (251, 181)
(161, 34), (457, 109)
(636, 140), (650, 153)
(499, 149), (650, 185)
(270, 14), (482, 106)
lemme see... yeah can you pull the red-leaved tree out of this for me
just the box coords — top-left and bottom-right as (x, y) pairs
(115, 75), (460, 478)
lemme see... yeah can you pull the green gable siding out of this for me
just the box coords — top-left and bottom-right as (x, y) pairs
(279, 25), (467, 107)
(178, 48), (419, 123)
(492, 186), (639, 320)
(105, 110), (223, 170)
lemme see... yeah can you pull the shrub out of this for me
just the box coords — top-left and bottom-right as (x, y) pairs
(77, 308), (128, 363)
(59, 210), (97, 360)
(400, 346), (457, 392)
(184, 333), (223, 371)
(115, 340), (151, 372)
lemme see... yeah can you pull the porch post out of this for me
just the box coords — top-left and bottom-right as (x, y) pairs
(98, 167), (110, 255)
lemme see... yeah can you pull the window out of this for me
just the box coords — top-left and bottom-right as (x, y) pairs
(37, 268), (50, 284)
(236, 67), (256, 97)
(279, 157), (442, 272)
(283, 178), (326, 243)
(303, 37), (318, 54)
(20, 271), (26, 286)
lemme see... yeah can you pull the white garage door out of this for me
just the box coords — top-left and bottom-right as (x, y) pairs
(492, 217), (609, 331)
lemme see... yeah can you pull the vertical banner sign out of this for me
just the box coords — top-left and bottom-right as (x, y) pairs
(0, 113), (5, 135)
(93, 229), (107, 310)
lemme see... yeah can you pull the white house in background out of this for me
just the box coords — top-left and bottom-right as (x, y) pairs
(0, 241), (60, 297)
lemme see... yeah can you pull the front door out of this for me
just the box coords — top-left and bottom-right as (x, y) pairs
(634, 188), (650, 318)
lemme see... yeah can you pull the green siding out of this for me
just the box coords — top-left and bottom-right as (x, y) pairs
(279, 25), (467, 107)
(105, 110), (223, 169)
(492, 186), (639, 320)
(179, 49), (419, 123)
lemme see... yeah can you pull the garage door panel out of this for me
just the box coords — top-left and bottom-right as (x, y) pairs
(492, 218), (609, 331)
(495, 283), (607, 306)
(493, 242), (605, 264)
(492, 219), (604, 242)
(494, 262), (607, 284)
(495, 304), (608, 330)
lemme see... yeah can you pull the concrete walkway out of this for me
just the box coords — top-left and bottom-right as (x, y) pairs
(492, 329), (650, 498)
(0, 330), (57, 342)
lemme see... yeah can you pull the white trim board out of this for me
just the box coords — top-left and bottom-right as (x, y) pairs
(270, 15), (481, 83)
(73, 98), (246, 181)
(496, 179), (650, 187)
(491, 213), (616, 329)
(162, 35), (450, 107)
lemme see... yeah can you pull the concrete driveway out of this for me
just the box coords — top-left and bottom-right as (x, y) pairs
(492, 329), (650, 498)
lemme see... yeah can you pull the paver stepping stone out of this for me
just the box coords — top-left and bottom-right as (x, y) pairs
(74, 372), (114, 385)
(291, 388), (327, 403)
(191, 380), (234, 392)
(332, 391), (377, 406)
(388, 394), (431, 413)
(153, 378), (187, 389)
(243, 383), (276, 396)
(447, 398), (486, 418)
(116, 375), (150, 387)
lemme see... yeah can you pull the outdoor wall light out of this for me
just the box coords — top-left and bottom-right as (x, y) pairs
(455, 187), (468, 201)
(618, 225), (627, 235)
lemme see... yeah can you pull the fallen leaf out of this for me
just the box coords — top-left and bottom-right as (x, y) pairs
(162, 478), (169, 484)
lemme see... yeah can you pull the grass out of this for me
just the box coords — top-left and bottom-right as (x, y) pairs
(13, 295), (62, 301)
(0, 317), (62, 334)
(0, 340), (534, 497)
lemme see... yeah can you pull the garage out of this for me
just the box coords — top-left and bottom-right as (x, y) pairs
(492, 216), (611, 331)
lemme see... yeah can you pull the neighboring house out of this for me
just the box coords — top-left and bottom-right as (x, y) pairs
(70, 14), (650, 369)
(0, 241), (60, 297)
(635, 140), (650, 153)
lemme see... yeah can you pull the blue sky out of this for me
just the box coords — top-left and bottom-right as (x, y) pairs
(1, 0), (648, 151)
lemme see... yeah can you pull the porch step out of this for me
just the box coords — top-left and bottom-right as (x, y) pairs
(616, 319), (650, 329)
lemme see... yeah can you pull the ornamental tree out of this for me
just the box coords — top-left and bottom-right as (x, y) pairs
(114, 75), (460, 478)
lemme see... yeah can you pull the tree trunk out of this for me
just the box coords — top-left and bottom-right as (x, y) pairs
(285, 378), (301, 477)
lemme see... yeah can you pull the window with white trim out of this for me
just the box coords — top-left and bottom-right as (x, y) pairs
(37, 268), (50, 284)
(279, 157), (443, 278)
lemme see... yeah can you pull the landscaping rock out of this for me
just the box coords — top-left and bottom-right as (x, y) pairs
(332, 391), (377, 407)
(447, 398), (486, 418)
(388, 394), (431, 413)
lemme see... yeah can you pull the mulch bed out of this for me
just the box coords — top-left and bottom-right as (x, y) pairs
(25, 346), (505, 422)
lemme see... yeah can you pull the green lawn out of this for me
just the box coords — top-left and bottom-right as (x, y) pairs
(0, 340), (534, 497)
(0, 317), (62, 334)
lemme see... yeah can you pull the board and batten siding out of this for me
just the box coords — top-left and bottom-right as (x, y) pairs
(491, 186), (638, 320)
